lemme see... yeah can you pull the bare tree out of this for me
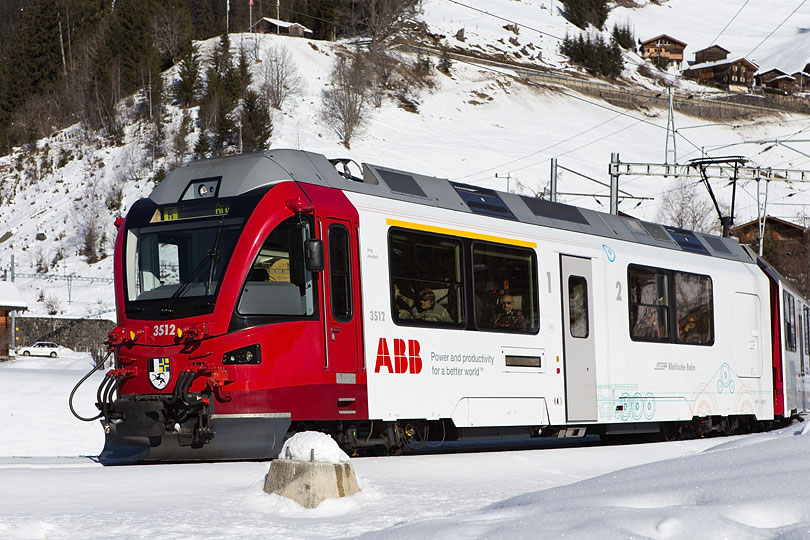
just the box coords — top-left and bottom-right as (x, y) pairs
(368, 0), (421, 50)
(321, 52), (369, 148)
(261, 44), (305, 110)
(152, 2), (193, 66)
(656, 178), (719, 234)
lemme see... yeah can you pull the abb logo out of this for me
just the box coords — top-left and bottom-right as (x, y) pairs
(374, 338), (422, 374)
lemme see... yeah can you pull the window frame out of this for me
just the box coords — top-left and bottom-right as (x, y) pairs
(784, 291), (797, 352)
(568, 275), (589, 339)
(328, 223), (353, 323)
(627, 264), (714, 346)
(388, 228), (466, 329)
(471, 240), (539, 335)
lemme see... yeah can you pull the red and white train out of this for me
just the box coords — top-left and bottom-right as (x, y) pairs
(87, 149), (809, 462)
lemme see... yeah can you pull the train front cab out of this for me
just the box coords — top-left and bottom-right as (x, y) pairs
(101, 179), (368, 462)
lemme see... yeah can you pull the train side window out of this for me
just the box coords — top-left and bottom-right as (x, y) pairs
(784, 291), (797, 352)
(237, 217), (315, 317)
(628, 266), (670, 341)
(568, 275), (589, 338)
(328, 224), (352, 322)
(674, 272), (713, 345)
(389, 229), (464, 327)
(804, 306), (810, 356)
(472, 242), (538, 333)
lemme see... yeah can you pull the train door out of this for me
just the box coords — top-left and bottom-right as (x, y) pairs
(732, 293), (762, 378)
(560, 255), (597, 422)
(322, 218), (362, 374)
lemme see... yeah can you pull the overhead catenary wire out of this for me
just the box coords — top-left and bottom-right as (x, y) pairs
(745, 0), (808, 59)
(708, 0), (751, 48)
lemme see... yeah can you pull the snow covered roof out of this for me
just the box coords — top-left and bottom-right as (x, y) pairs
(694, 44), (731, 54)
(683, 56), (758, 72)
(0, 281), (27, 310)
(254, 17), (312, 33)
(640, 34), (686, 47)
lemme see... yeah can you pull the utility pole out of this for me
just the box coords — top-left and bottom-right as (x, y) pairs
(277, 0), (281, 33)
(550, 158), (558, 202)
(249, 0), (253, 32)
(226, 0), (230, 33)
(609, 153), (620, 215)
(665, 87), (677, 165)
(496, 172), (512, 193)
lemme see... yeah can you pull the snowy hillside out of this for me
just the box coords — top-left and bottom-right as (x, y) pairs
(2, 0), (810, 318)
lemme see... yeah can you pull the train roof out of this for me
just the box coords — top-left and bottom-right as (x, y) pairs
(150, 148), (755, 264)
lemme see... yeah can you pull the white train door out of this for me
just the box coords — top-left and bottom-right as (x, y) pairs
(560, 255), (597, 422)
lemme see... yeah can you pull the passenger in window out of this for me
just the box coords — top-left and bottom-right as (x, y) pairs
(393, 283), (415, 319)
(411, 289), (452, 323)
(679, 315), (700, 343)
(649, 308), (667, 338)
(493, 293), (525, 330)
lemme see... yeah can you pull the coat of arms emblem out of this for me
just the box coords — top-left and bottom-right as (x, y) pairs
(149, 357), (171, 390)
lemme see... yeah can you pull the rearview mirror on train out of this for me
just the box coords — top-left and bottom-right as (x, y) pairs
(305, 239), (324, 272)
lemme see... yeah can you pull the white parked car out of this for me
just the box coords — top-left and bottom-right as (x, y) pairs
(17, 342), (59, 358)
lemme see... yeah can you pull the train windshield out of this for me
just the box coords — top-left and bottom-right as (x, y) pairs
(124, 216), (243, 318)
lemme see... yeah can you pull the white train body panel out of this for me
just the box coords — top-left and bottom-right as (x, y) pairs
(348, 191), (777, 427)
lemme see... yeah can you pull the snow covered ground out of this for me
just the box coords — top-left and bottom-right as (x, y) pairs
(1, 352), (809, 539)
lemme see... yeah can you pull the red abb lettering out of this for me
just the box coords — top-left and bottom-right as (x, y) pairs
(374, 338), (393, 373)
(408, 339), (422, 374)
(374, 337), (422, 374)
(393, 339), (408, 373)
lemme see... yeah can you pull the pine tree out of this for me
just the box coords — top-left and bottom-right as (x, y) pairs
(194, 130), (211, 159)
(176, 42), (202, 108)
(240, 89), (273, 152)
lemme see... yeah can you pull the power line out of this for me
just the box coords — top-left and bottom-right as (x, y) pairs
(445, 0), (565, 41)
(708, 0), (751, 47)
(745, 0), (808, 59)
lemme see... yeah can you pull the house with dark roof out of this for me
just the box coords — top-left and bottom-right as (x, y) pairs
(682, 56), (758, 91)
(639, 34), (687, 69)
(694, 45), (731, 64)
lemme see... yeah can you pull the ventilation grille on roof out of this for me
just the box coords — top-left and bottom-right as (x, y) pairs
(703, 236), (731, 254)
(641, 221), (675, 243)
(377, 169), (427, 198)
(664, 226), (710, 255)
(520, 196), (589, 225)
(451, 182), (516, 220)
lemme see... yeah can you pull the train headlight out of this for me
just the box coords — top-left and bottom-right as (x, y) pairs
(223, 344), (261, 365)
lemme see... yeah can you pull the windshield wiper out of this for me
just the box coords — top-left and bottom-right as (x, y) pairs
(161, 217), (226, 314)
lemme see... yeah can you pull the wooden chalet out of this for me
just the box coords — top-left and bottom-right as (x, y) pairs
(756, 68), (795, 91)
(694, 45), (730, 64)
(639, 34), (687, 69)
(252, 17), (313, 37)
(682, 56), (757, 91)
(731, 215), (807, 246)
(792, 70), (810, 92)
(0, 282), (27, 357)
(731, 216), (810, 297)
